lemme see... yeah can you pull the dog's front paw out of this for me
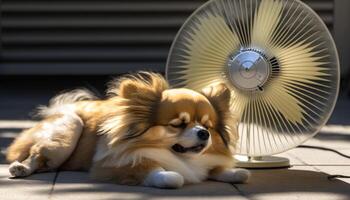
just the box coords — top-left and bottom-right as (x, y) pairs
(9, 161), (32, 177)
(230, 168), (250, 183)
(211, 168), (251, 183)
(144, 170), (184, 189)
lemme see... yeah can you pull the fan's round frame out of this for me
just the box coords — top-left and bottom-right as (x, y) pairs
(165, 0), (340, 162)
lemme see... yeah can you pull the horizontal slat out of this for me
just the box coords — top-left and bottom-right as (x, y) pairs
(2, 33), (174, 45)
(2, 0), (332, 12)
(2, 17), (187, 28)
(0, 62), (165, 75)
(2, 1), (205, 12)
(304, 1), (334, 11)
(2, 18), (333, 30)
(2, 48), (169, 61)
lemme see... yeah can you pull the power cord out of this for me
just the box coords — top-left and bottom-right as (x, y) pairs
(297, 145), (350, 180)
(327, 175), (350, 180)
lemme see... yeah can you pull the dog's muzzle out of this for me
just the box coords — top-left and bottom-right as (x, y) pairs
(172, 125), (209, 153)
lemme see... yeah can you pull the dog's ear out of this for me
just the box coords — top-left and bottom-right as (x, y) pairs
(102, 72), (169, 142)
(107, 72), (169, 99)
(201, 83), (236, 147)
(201, 83), (231, 111)
(108, 71), (169, 99)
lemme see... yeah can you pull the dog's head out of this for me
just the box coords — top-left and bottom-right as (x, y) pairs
(101, 72), (238, 158)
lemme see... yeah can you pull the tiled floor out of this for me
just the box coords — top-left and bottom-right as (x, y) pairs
(0, 78), (349, 200)
(1, 132), (349, 200)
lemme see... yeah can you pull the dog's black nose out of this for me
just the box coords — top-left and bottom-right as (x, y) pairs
(197, 129), (209, 141)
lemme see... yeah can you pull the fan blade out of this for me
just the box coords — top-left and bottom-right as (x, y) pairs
(176, 13), (240, 90)
(251, 0), (283, 49)
(267, 40), (331, 122)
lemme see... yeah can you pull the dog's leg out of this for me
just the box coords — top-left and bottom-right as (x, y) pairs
(143, 168), (184, 189)
(9, 113), (83, 177)
(9, 154), (41, 177)
(91, 158), (184, 188)
(209, 167), (250, 183)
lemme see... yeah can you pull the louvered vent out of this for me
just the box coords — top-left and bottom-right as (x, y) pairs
(0, 0), (335, 75)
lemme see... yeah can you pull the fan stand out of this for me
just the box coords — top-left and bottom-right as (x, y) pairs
(230, 50), (290, 169)
(234, 155), (290, 168)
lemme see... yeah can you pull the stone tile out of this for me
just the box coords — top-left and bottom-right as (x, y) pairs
(51, 171), (247, 200)
(287, 148), (350, 165)
(0, 164), (56, 200)
(282, 124), (350, 157)
(303, 138), (350, 151)
(236, 166), (350, 200)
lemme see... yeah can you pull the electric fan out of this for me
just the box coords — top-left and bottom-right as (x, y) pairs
(166, 0), (340, 168)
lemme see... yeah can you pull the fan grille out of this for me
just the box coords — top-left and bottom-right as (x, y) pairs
(166, 0), (339, 156)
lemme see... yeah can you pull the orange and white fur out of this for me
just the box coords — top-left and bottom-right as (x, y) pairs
(6, 72), (250, 188)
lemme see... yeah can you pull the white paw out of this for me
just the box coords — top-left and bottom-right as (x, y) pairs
(9, 161), (32, 177)
(144, 170), (184, 189)
(212, 168), (251, 183)
(231, 168), (250, 183)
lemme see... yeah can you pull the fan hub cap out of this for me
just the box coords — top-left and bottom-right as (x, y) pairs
(227, 50), (270, 91)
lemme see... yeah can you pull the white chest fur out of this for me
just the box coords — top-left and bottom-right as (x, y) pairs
(137, 148), (233, 183)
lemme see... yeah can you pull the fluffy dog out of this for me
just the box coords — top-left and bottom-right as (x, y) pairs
(6, 72), (250, 188)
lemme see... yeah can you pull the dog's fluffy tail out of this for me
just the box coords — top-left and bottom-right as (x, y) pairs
(36, 89), (98, 117)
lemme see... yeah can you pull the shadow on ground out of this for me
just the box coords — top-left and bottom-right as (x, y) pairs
(314, 132), (350, 141)
(238, 169), (350, 199)
(0, 128), (22, 164)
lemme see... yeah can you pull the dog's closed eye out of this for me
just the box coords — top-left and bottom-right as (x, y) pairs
(169, 118), (187, 129)
(169, 112), (190, 129)
(201, 114), (213, 129)
(170, 122), (187, 129)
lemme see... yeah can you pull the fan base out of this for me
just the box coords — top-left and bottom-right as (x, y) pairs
(234, 155), (290, 169)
